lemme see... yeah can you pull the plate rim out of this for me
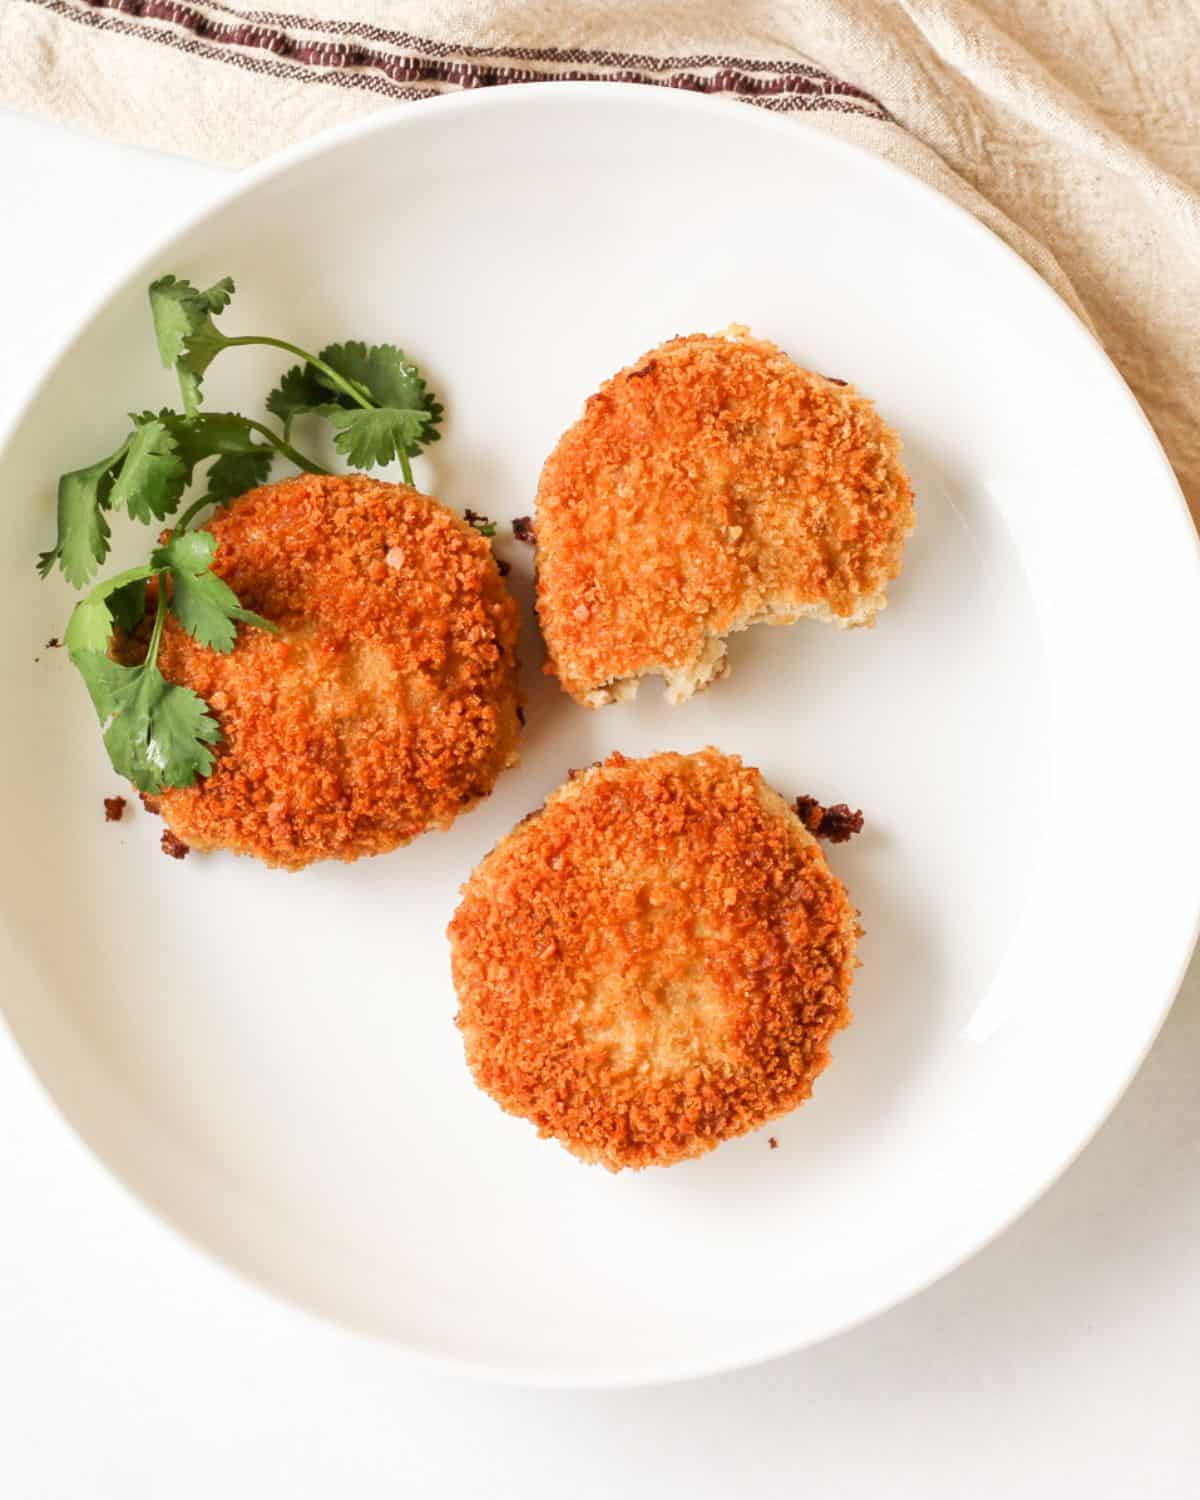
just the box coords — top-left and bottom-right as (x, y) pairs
(2, 80), (1198, 1389)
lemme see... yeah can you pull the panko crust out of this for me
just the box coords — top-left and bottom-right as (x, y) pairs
(534, 332), (915, 706)
(146, 474), (521, 869)
(449, 749), (859, 1170)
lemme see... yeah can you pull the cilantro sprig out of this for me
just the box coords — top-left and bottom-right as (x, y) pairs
(61, 532), (276, 794)
(147, 273), (441, 486)
(40, 273), (443, 795)
(265, 341), (443, 482)
(67, 572), (222, 793)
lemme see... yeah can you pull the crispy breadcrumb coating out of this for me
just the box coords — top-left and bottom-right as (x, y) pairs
(449, 749), (859, 1170)
(133, 474), (521, 869)
(535, 332), (915, 706)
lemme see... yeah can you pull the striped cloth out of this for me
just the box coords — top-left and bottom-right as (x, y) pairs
(3, 0), (1199, 522)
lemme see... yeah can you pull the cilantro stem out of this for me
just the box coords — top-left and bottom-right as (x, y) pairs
(145, 567), (169, 665)
(171, 421), (326, 534)
(242, 418), (327, 475)
(219, 337), (375, 411)
(174, 494), (218, 533)
(82, 562), (157, 603)
(213, 332), (428, 485)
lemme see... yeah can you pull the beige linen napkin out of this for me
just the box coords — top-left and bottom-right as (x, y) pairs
(3, 0), (1198, 518)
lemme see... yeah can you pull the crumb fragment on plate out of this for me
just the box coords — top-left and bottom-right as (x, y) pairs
(793, 795), (865, 844)
(160, 829), (190, 860)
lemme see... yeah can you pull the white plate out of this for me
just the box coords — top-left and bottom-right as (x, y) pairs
(2, 84), (1198, 1388)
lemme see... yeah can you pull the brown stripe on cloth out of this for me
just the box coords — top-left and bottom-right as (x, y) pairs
(29, 0), (892, 118)
(170, 0), (881, 80)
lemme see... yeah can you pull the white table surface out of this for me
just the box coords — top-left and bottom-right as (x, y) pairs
(1, 107), (1197, 1499)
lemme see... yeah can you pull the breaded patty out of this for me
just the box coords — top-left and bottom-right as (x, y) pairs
(449, 749), (859, 1170)
(139, 474), (521, 869)
(535, 331), (915, 706)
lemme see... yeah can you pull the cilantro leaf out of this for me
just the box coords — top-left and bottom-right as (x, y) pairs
(204, 448), (272, 507)
(47, 451), (123, 586)
(96, 656), (220, 793)
(315, 342), (423, 411)
(154, 530), (216, 572)
(109, 576), (150, 633)
(42, 420), (187, 586)
(199, 278), (235, 316)
(315, 342), (443, 457)
(65, 566), (156, 719)
(146, 410), (262, 473)
(64, 565), (156, 663)
(125, 411), (274, 526)
(109, 418), (187, 523)
(179, 319), (229, 405)
(268, 343), (443, 469)
(65, 594), (118, 658)
(174, 412), (262, 466)
(70, 574), (222, 794)
(149, 274), (236, 412)
(165, 570), (241, 652)
(42, 412), (272, 587)
(148, 275), (234, 364)
(327, 406), (432, 470)
(70, 650), (137, 722)
(148, 276), (204, 366)
(64, 539), (269, 792)
(152, 530), (276, 652)
(177, 365), (203, 415)
(265, 364), (335, 438)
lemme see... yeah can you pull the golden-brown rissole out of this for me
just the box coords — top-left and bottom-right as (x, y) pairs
(449, 749), (859, 1170)
(534, 331), (915, 706)
(124, 473), (522, 869)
